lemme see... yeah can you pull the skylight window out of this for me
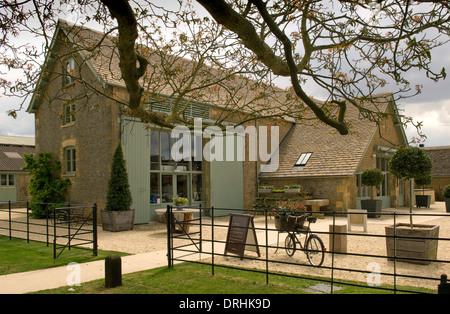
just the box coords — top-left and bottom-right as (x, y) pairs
(294, 152), (312, 168)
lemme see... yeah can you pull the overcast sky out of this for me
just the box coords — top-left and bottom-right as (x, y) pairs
(0, 4), (449, 148)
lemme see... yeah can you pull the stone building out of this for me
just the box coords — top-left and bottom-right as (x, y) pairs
(0, 135), (35, 204)
(27, 20), (411, 223)
(259, 93), (410, 211)
(421, 146), (450, 201)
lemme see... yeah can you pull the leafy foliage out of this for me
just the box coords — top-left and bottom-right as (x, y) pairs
(389, 146), (433, 180)
(361, 168), (384, 187)
(22, 153), (71, 218)
(415, 174), (432, 187)
(443, 184), (450, 199)
(105, 143), (132, 211)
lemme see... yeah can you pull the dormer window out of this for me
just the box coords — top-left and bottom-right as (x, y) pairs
(294, 152), (312, 168)
(64, 58), (76, 86)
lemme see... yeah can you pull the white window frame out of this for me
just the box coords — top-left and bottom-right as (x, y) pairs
(63, 103), (76, 125)
(294, 152), (312, 168)
(64, 58), (76, 86)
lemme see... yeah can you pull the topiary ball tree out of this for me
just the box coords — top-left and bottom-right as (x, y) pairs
(361, 168), (384, 200)
(415, 174), (432, 194)
(105, 142), (132, 211)
(389, 146), (433, 226)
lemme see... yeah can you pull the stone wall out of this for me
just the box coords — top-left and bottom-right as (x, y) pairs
(33, 41), (121, 212)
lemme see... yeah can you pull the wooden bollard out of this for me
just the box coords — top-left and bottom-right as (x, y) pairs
(105, 254), (122, 288)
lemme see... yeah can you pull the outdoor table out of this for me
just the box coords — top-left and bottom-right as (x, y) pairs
(302, 199), (329, 219)
(155, 208), (200, 233)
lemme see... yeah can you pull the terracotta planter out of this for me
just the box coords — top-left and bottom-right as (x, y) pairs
(101, 209), (135, 232)
(385, 223), (439, 264)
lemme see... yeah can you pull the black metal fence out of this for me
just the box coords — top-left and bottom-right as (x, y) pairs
(0, 201), (98, 259)
(167, 205), (450, 294)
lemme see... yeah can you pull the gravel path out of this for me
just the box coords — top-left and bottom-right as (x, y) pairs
(2, 202), (449, 291)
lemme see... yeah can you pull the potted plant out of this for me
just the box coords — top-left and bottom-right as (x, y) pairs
(273, 200), (307, 231)
(360, 168), (384, 218)
(284, 184), (301, 193)
(173, 196), (188, 211)
(415, 174), (432, 208)
(101, 143), (134, 232)
(444, 184), (450, 213)
(386, 146), (437, 264)
(258, 185), (273, 193)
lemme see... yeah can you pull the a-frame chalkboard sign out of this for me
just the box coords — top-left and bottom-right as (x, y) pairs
(224, 213), (260, 258)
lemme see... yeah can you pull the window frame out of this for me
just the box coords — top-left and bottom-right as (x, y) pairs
(0, 174), (15, 187)
(64, 146), (76, 174)
(294, 152), (313, 168)
(63, 103), (76, 125)
(150, 129), (204, 205)
(64, 58), (76, 86)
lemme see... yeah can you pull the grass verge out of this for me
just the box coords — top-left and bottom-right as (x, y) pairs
(32, 262), (435, 294)
(0, 236), (128, 275)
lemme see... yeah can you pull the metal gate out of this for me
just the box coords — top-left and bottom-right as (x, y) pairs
(52, 204), (98, 259)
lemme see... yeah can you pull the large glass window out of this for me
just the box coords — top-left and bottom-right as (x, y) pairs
(150, 130), (205, 204)
(1, 174), (16, 187)
(150, 130), (204, 204)
(376, 156), (390, 197)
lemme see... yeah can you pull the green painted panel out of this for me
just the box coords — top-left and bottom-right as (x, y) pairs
(121, 118), (151, 224)
(0, 188), (17, 202)
(210, 160), (244, 216)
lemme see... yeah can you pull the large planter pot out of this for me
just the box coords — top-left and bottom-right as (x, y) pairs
(360, 199), (382, 218)
(101, 209), (135, 232)
(385, 223), (439, 265)
(445, 198), (450, 213)
(415, 195), (431, 208)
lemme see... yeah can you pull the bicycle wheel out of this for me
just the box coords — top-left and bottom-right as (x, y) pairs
(305, 234), (325, 266)
(284, 233), (296, 256)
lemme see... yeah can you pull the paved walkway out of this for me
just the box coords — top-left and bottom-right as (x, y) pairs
(1, 202), (448, 294)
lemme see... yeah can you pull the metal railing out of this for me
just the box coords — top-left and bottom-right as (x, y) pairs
(0, 201), (98, 259)
(167, 206), (450, 294)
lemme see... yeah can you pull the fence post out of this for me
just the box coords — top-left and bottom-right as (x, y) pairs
(53, 206), (57, 259)
(26, 202), (29, 243)
(211, 206), (215, 277)
(8, 201), (11, 240)
(167, 205), (172, 268)
(199, 204), (202, 253)
(265, 207), (269, 285)
(93, 203), (98, 256)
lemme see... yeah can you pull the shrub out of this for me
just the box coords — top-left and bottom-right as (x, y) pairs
(444, 184), (450, 198)
(22, 153), (71, 218)
(105, 143), (132, 211)
(361, 168), (384, 187)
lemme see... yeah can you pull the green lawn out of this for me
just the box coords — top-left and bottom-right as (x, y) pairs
(33, 262), (435, 294)
(0, 236), (128, 275)
(0, 236), (436, 294)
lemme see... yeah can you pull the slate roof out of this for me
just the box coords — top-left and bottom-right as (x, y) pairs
(27, 20), (303, 120)
(422, 146), (450, 177)
(260, 93), (402, 178)
(0, 136), (35, 172)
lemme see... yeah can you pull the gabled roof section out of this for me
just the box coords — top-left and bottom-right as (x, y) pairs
(422, 146), (450, 177)
(260, 93), (406, 178)
(26, 20), (305, 120)
(0, 136), (35, 172)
